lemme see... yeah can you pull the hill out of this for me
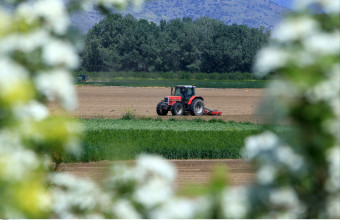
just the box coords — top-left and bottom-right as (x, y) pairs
(271, 0), (294, 9)
(70, 0), (289, 33)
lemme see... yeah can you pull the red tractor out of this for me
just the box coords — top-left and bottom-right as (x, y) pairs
(156, 85), (205, 116)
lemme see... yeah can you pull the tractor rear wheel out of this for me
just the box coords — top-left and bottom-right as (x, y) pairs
(189, 99), (204, 116)
(156, 102), (168, 116)
(171, 102), (184, 116)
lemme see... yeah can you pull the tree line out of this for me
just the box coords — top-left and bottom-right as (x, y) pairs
(80, 13), (271, 73)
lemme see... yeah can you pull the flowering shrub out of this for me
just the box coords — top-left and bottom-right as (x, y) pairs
(0, 0), (142, 218)
(0, 0), (81, 217)
(0, 0), (339, 218)
(245, 0), (340, 217)
(50, 154), (206, 218)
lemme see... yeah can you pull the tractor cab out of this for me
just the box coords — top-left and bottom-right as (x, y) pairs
(172, 85), (195, 100)
(156, 85), (204, 116)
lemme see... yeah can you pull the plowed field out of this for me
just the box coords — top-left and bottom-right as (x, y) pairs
(50, 86), (267, 123)
(60, 159), (255, 188)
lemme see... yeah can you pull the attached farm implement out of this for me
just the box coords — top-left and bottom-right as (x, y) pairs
(156, 85), (222, 116)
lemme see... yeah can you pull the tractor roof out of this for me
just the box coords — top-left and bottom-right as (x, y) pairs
(175, 85), (196, 88)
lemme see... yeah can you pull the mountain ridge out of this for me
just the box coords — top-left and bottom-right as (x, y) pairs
(70, 0), (289, 33)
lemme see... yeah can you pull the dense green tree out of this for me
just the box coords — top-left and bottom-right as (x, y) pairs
(80, 13), (271, 74)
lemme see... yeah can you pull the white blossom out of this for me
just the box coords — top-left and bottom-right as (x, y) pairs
(327, 194), (340, 218)
(320, 0), (340, 13)
(243, 131), (279, 159)
(307, 80), (337, 104)
(131, 0), (144, 9)
(221, 186), (249, 218)
(257, 165), (277, 185)
(51, 173), (107, 219)
(272, 16), (318, 42)
(106, 156), (177, 213)
(306, 64), (340, 117)
(304, 31), (340, 56)
(0, 58), (28, 87)
(106, 163), (138, 191)
(0, 148), (39, 181)
(244, 131), (304, 173)
(0, 132), (39, 181)
(294, 0), (340, 14)
(13, 100), (49, 121)
(35, 69), (77, 110)
(270, 187), (298, 206)
(0, 30), (50, 55)
(326, 146), (340, 192)
(293, 50), (316, 67)
(329, 63), (340, 82)
(0, 8), (11, 33)
(133, 177), (173, 209)
(0, 58), (30, 102)
(136, 154), (177, 183)
(18, 0), (69, 34)
(151, 198), (197, 219)
(112, 199), (141, 219)
(322, 119), (340, 142)
(16, 2), (38, 25)
(328, 65), (340, 117)
(42, 39), (79, 69)
(269, 187), (305, 218)
(254, 47), (289, 76)
(80, 0), (93, 11)
(276, 146), (304, 171)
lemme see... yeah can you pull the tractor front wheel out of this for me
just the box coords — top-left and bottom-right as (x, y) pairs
(171, 102), (184, 116)
(156, 102), (168, 116)
(189, 99), (204, 116)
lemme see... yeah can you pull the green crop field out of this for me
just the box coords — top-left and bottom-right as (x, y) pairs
(64, 118), (271, 162)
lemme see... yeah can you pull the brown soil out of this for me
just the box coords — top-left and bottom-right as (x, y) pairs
(60, 159), (255, 188)
(50, 86), (268, 123)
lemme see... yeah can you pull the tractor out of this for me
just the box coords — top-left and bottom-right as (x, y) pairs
(77, 74), (89, 83)
(156, 85), (205, 116)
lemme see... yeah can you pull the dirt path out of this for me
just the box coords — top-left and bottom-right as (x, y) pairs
(50, 86), (268, 123)
(60, 159), (255, 188)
